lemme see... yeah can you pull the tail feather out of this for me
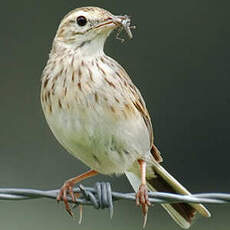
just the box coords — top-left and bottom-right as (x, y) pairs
(125, 161), (211, 229)
(150, 160), (211, 218)
(147, 172), (196, 229)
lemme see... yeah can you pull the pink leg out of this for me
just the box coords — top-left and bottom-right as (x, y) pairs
(136, 159), (151, 227)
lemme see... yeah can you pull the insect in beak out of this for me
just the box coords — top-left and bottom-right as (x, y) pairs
(113, 15), (136, 40)
(95, 15), (136, 42)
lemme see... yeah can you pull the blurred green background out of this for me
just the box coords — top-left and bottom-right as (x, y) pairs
(0, 0), (230, 229)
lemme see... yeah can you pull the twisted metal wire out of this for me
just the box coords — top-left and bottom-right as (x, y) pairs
(1, 182), (230, 217)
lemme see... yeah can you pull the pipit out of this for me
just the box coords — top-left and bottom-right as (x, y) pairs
(40, 6), (210, 228)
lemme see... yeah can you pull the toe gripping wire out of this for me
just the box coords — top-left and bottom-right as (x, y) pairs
(77, 182), (113, 218)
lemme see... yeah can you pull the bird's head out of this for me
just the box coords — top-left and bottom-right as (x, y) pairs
(53, 7), (134, 55)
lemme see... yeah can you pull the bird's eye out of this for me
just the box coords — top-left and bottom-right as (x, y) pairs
(76, 16), (87, 26)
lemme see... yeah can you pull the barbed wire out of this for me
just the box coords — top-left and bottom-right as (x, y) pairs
(0, 182), (230, 216)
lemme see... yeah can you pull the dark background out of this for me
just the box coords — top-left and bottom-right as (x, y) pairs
(0, 0), (230, 229)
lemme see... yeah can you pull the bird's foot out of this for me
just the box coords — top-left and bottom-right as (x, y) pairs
(136, 184), (151, 228)
(57, 180), (79, 216)
(56, 170), (98, 218)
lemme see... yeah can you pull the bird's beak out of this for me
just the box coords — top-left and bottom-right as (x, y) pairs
(95, 15), (135, 39)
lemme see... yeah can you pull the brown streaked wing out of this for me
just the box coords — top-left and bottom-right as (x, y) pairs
(132, 90), (163, 163)
(112, 58), (163, 162)
(126, 77), (163, 162)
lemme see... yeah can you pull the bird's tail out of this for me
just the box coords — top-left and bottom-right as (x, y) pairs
(125, 160), (211, 229)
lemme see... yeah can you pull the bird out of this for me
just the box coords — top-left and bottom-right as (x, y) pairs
(40, 6), (211, 229)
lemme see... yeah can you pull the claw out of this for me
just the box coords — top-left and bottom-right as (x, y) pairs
(78, 205), (83, 224)
(143, 212), (148, 229)
(74, 193), (83, 224)
(56, 181), (77, 216)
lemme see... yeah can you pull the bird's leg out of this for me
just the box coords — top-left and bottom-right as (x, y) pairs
(57, 169), (98, 216)
(136, 159), (151, 227)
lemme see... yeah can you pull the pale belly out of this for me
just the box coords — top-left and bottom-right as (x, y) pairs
(44, 104), (150, 175)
